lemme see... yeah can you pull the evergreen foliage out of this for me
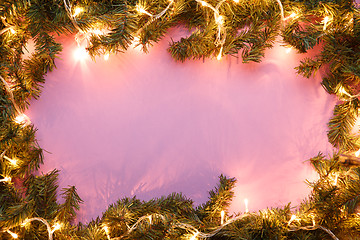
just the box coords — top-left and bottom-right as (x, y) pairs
(1, 0), (360, 239)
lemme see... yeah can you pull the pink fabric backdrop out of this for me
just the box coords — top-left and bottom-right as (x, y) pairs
(27, 28), (335, 223)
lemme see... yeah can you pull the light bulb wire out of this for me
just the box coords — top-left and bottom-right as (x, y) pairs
(63, 0), (83, 32)
(135, 1), (175, 40)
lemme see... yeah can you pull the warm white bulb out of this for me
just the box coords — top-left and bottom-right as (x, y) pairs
(288, 214), (297, 225)
(73, 7), (84, 17)
(4, 156), (18, 166)
(52, 222), (62, 232)
(74, 47), (88, 61)
(323, 16), (329, 24)
(9, 27), (16, 34)
(22, 219), (30, 227)
(103, 226), (109, 233)
(14, 113), (29, 125)
(323, 16), (330, 30)
(285, 47), (292, 54)
(200, 1), (207, 6)
(220, 210), (225, 225)
(233, 0), (239, 3)
(104, 53), (110, 61)
(338, 86), (350, 97)
(2, 176), (11, 182)
(91, 29), (103, 35)
(215, 15), (224, 25)
(7, 230), (18, 239)
(137, 5), (147, 14)
(289, 12), (297, 18)
(189, 232), (199, 240)
(9, 159), (17, 166)
(355, 149), (360, 157)
(244, 198), (249, 213)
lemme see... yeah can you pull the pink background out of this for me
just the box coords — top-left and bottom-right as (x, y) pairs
(27, 28), (335, 223)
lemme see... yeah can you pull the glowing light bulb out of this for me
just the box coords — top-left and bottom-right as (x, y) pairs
(217, 46), (223, 61)
(323, 16), (329, 24)
(285, 47), (292, 54)
(137, 5), (148, 14)
(289, 12), (297, 18)
(189, 232), (199, 240)
(338, 86), (350, 97)
(200, 0), (207, 6)
(355, 149), (360, 157)
(73, 7), (84, 17)
(9, 27), (16, 34)
(0, 176), (11, 182)
(323, 16), (330, 30)
(103, 225), (111, 240)
(244, 198), (249, 213)
(233, 0), (239, 3)
(7, 230), (18, 239)
(91, 29), (103, 35)
(52, 222), (62, 232)
(4, 156), (18, 166)
(220, 210), (225, 225)
(104, 53), (110, 61)
(74, 47), (88, 61)
(22, 219), (30, 227)
(217, 52), (222, 60)
(103, 225), (109, 234)
(215, 15), (224, 25)
(288, 214), (297, 225)
(14, 113), (30, 125)
(148, 215), (152, 225)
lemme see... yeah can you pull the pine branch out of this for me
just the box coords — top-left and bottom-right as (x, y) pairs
(56, 186), (83, 223)
(195, 174), (236, 224)
(24, 169), (60, 219)
(327, 101), (359, 151)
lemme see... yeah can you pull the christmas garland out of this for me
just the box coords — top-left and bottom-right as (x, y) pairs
(1, 0), (360, 239)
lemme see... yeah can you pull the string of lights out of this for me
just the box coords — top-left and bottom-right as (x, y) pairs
(1, 0), (360, 239)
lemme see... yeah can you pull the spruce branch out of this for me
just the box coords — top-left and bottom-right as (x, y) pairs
(195, 174), (236, 224)
(56, 186), (83, 223)
(24, 169), (60, 219)
(327, 101), (359, 151)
